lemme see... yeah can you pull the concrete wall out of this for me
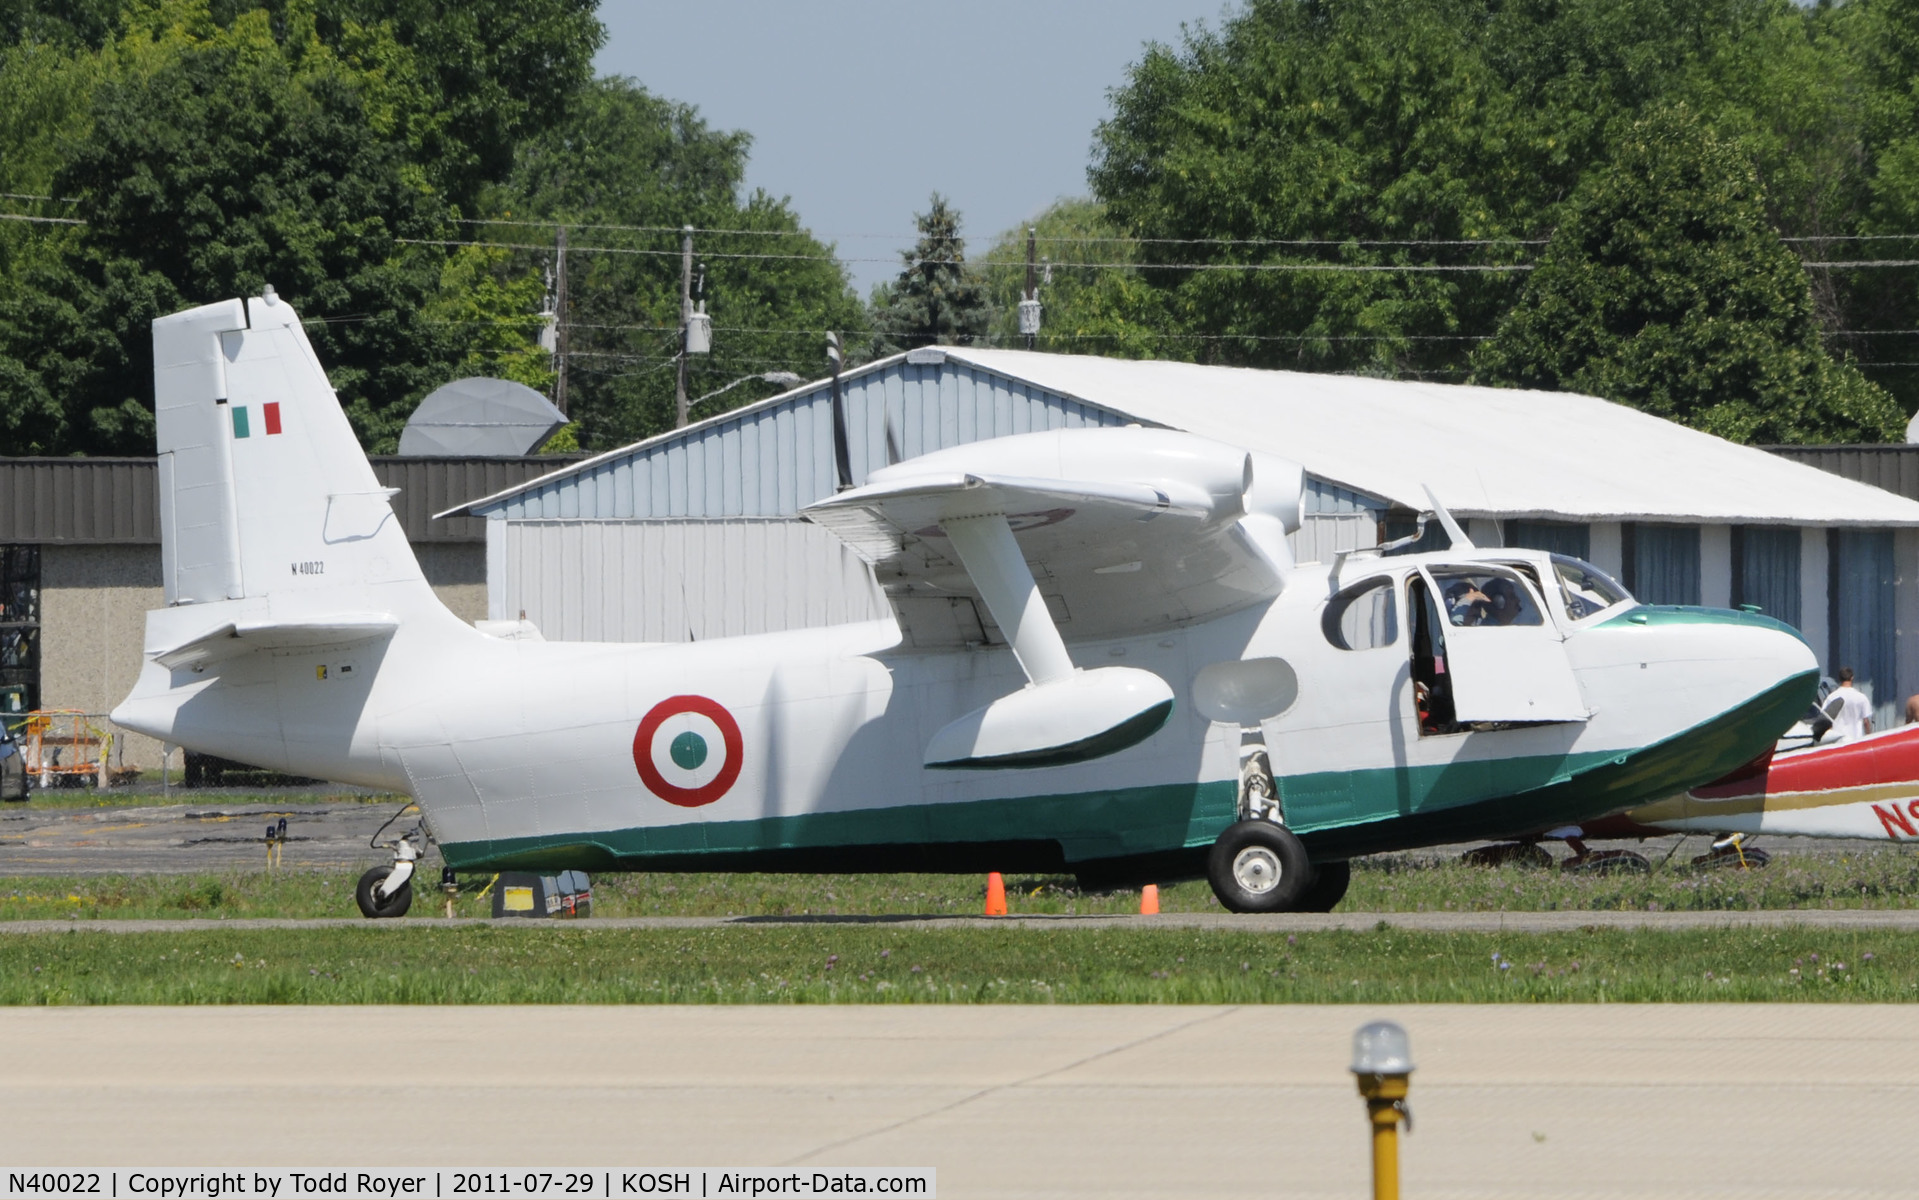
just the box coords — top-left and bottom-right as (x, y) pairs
(37, 544), (166, 769)
(413, 542), (487, 625)
(34, 541), (487, 770)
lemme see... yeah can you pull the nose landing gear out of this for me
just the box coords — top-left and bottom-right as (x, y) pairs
(356, 808), (425, 919)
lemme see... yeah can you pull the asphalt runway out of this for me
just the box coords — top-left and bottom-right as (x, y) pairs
(5, 1004), (1913, 1199)
(0, 797), (401, 874)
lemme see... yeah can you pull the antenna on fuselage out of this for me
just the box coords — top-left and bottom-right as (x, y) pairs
(1421, 484), (1475, 550)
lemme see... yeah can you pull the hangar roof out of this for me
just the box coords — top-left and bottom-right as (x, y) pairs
(944, 350), (1919, 527)
(449, 348), (1919, 527)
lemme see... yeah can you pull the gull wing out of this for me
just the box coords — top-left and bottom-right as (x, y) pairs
(803, 470), (1286, 646)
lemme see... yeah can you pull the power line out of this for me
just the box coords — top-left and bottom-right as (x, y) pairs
(17, 216), (1919, 271)
(449, 216), (1552, 248)
(402, 237), (1537, 272)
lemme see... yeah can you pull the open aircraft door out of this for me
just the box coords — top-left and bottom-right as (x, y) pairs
(1416, 565), (1588, 724)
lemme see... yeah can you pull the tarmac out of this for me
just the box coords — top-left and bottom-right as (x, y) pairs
(6, 1003), (1914, 1199)
(0, 795), (400, 874)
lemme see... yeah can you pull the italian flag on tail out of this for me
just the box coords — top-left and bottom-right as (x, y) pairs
(231, 402), (283, 439)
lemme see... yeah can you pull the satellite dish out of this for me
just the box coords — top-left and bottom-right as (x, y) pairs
(1906, 409), (1919, 444)
(398, 377), (568, 457)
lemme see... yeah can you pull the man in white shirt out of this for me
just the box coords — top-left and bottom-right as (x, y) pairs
(1825, 668), (1874, 742)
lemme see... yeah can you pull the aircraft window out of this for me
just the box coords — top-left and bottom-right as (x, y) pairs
(1551, 555), (1632, 620)
(1323, 578), (1399, 650)
(1429, 569), (1543, 628)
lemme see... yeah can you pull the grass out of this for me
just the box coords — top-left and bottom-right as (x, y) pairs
(0, 925), (1908, 1003)
(5, 842), (1919, 920)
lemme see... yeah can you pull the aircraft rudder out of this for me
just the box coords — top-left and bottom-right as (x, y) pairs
(151, 288), (438, 610)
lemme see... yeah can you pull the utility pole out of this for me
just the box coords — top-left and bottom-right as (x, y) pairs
(827, 331), (852, 490)
(553, 226), (569, 415)
(1019, 226), (1042, 350)
(675, 224), (694, 428)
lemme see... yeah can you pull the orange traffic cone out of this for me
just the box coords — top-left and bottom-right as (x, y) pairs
(1140, 884), (1160, 915)
(985, 871), (1008, 917)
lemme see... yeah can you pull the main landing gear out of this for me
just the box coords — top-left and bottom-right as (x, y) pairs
(1206, 822), (1353, 913)
(1204, 744), (1349, 913)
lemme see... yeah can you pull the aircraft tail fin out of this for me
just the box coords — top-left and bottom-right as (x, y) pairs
(151, 289), (437, 614)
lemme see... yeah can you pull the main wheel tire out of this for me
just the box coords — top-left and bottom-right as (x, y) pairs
(1207, 820), (1313, 913)
(356, 866), (413, 918)
(1297, 859), (1351, 912)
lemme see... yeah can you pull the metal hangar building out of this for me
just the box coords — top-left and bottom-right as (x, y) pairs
(450, 348), (1919, 728)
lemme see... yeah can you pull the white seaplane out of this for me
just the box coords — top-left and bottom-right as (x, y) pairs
(113, 292), (1821, 915)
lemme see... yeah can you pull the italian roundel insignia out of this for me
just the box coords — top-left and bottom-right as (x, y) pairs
(634, 695), (743, 807)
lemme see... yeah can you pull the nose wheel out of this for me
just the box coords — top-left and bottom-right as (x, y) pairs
(356, 830), (420, 918)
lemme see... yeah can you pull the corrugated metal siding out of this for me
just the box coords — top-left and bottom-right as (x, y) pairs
(1293, 515), (1378, 564)
(1292, 478), (1385, 561)
(483, 361), (1135, 521)
(0, 459), (158, 543)
(1303, 478), (1383, 516)
(1766, 446), (1919, 502)
(501, 519), (887, 642)
(370, 457), (585, 542)
(0, 455), (581, 543)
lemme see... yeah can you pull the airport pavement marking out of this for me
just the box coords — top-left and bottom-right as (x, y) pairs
(5, 908), (1919, 933)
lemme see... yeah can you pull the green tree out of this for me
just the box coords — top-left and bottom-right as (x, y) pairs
(0, 1), (462, 454)
(1472, 107), (1902, 444)
(1089, 0), (1553, 380)
(979, 198), (1182, 358)
(494, 76), (866, 449)
(1086, 0), (1895, 404)
(869, 194), (992, 354)
(0, 0), (605, 455)
(422, 245), (554, 397)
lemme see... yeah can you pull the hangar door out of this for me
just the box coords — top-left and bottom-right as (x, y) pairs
(1832, 529), (1897, 729)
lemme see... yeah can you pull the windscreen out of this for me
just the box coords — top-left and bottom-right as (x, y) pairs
(1551, 555), (1632, 620)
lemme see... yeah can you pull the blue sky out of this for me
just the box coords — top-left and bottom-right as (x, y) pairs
(594, 1), (1226, 295)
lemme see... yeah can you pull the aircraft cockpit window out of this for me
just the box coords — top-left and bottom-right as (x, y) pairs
(1430, 569), (1543, 628)
(1322, 577), (1399, 651)
(1550, 555), (1632, 620)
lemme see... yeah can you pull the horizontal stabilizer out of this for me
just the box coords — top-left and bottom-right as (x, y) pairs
(153, 614), (399, 670)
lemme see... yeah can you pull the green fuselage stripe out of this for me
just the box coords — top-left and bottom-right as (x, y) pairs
(440, 670), (1816, 874)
